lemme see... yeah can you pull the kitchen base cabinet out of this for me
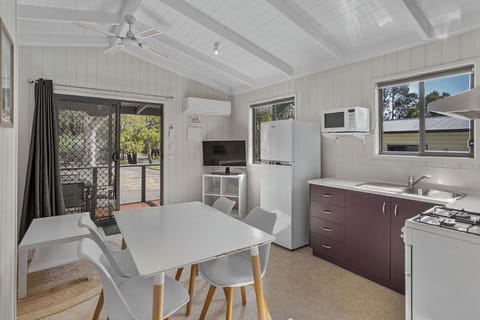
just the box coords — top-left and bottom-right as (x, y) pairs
(310, 184), (435, 294)
(345, 191), (391, 284)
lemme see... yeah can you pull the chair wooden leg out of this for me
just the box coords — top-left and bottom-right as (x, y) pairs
(121, 238), (127, 250)
(92, 290), (104, 320)
(200, 285), (216, 320)
(185, 264), (198, 316)
(175, 267), (184, 281)
(251, 250), (267, 320)
(225, 287), (235, 320)
(264, 299), (272, 320)
(240, 286), (247, 306)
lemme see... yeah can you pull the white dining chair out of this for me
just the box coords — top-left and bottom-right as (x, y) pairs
(79, 215), (138, 278)
(174, 197), (236, 315)
(79, 215), (139, 319)
(198, 207), (277, 320)
(212, 197), (236, 215)
(77, 238), (189, 320)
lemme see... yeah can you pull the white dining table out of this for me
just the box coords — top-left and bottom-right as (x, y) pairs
(114, 201), (275, 320)
(17, 213), (92, 299)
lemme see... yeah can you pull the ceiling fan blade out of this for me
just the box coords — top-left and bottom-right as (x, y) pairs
(76, 23), (119, 38)
(136, 27), (162, 39)
(104, 44), (123, 55)
(143, 44), (168, 58)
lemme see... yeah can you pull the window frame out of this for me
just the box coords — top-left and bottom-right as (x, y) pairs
(250, 97), (296, 164)
(378, 67), (475, 158)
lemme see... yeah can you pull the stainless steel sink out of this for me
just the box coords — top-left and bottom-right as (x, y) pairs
(355, 182), (465, 201)
(405, 187), (466, 201)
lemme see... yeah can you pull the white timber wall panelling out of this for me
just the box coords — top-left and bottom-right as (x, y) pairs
(0, 0), (17, 318)
(232, 29), (480, 210)
(18, 46), (232, 209)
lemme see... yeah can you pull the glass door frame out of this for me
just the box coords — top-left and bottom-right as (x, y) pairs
(54, 94), (164, 225)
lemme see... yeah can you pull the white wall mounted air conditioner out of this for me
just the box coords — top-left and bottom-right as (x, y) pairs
(182, 97), (231, 116)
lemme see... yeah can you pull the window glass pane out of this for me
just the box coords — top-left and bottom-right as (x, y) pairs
(253, 106), (273, 163)
(381, 82), (420, 152)
(251, 99), (295, 163)
(273, 101), (295, 120)
(424, 74), (472, 153)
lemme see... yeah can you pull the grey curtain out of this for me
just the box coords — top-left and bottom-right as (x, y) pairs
(19, 79), (65, 241)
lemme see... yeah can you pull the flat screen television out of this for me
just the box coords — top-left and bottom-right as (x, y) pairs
(202, 140), (246, 174)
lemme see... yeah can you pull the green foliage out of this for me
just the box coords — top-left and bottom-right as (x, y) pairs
(382, 85), (419, 120)
(426, 90), (450, 117)
(120, 114), (161, 163)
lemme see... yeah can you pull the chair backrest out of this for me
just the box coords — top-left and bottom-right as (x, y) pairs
(212, 197), (236, 214)
(244, 207), (277, 275)
(78, 215), (129, 278)
(77, 239), (137, 320)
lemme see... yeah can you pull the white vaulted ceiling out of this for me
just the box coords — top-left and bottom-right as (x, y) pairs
(17, 0), (480, 94)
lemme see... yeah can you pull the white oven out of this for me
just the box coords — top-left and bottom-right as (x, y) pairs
(321, 106), (370, 133)
(404, 208), (480, 320)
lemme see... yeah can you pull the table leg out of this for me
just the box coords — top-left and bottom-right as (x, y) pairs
(18, 249), (28, 299)
(250, 246), (270, 320)
(152, 273), (165, 320)
(186, 264), (198, 316)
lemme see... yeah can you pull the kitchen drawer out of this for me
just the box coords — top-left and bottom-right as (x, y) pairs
(311, 233), (345, 263)
(311, 217), (345, 243)
(311, 201), (345, 224)
(311, 185), (345, 206)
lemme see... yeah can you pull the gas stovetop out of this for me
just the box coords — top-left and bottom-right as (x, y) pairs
(415, 206), (480, 236)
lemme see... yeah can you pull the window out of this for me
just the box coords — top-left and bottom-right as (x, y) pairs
(251, 97), (295, 163)
(378, 66), (474, 157)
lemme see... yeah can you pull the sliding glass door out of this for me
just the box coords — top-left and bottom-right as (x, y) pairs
(56, 95), (120, 224)
(55, 95), (164, 225)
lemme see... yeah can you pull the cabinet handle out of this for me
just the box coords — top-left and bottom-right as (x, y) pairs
(321, 244), (332, 249)
(394, 204), (399, 217)
(322, 210), (332, 214)
(322, 226), (332, 232)
(322, 193), (333, 198)
(382, 202), (386, 215)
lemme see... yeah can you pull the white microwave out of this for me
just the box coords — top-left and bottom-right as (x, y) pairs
(321, 106), (370, 133)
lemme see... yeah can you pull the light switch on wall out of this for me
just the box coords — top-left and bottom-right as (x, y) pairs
(168, 124), (176, 159)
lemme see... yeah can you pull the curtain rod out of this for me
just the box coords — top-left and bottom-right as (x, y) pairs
(27, 79), (174, 101)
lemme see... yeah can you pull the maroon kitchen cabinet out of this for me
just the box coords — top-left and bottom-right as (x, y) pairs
(390, 198), (434, 292)
(310, 184), (435, 294)
(310, 185), (346, 264)
(345, 191), (391, 284)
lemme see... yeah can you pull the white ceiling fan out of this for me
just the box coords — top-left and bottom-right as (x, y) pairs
(77, 15), (168, 58)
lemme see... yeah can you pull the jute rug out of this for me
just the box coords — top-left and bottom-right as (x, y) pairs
(16, 258), (101, 320)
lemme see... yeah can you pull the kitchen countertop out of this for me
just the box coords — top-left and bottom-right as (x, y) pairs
(308, 177), (463, 206)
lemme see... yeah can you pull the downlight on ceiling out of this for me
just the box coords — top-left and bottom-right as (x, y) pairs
(214, 42), (219, 55)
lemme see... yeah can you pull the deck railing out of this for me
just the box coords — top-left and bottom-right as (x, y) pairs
(60, 163), (161, 221)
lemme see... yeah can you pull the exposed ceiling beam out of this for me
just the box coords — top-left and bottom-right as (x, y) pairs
(18, 33), (110, 47)
(112, 0), (143, 37)
(400, 0), (433, 39)
(265, 0), (343, 58)
(17, 5), (121, 24)
(124, 46), (233, 94)
(133, 21), (255, 87)
(159, 0), (293, 76)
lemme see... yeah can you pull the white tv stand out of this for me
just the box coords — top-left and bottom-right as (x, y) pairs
(202, 173), (247, 218)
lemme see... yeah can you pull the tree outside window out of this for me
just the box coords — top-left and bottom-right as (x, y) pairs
(379, 69), (474, 157)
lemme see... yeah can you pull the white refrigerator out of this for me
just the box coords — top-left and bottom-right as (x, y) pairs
(260, 119), (321, 250)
